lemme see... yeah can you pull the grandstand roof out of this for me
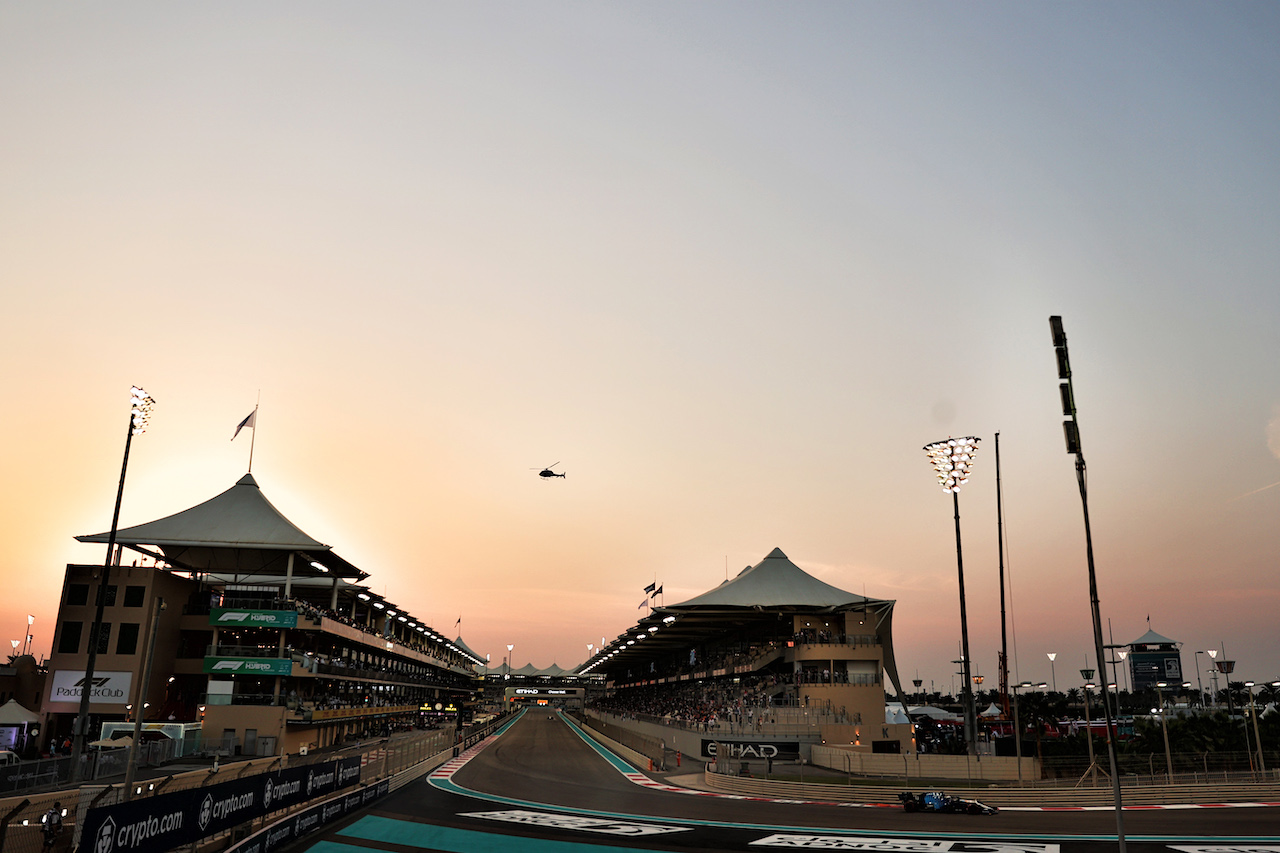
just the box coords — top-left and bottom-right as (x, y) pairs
(669, 547), (871, 609)
(1128, 628), (1179, 647)
(581, 547), (909, 702)
(75, 473), (368, 580)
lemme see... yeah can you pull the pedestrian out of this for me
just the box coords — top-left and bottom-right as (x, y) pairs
(42, 802), (62, 850)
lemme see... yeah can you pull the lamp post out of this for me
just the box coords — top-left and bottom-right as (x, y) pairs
(1207, 649), (1219, 708)
(124, 596), (164, 799)
(1154, 681), (1174, 780)
(1245, 681), (1265, 774)
(69, 385), (156, 783)
(1193, 651), (1207, 708)
(22, 616), (33, 656)
(1047, 653), (1057, 693)
(1081, 668), (1096, 784)
(1050, 317), (1125, 850)
(923, 436), (981, 757)
(1011, 682), (1030, 786)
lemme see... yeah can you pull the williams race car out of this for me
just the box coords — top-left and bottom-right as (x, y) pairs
(899, 791), (998, 815)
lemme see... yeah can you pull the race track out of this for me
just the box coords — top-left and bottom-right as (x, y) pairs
(299, 710), (1280, 853)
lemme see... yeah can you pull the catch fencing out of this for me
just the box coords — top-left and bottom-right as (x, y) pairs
(0, 727), (455, 853)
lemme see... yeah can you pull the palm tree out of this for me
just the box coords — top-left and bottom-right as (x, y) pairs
(1018, 691), (1054, 761)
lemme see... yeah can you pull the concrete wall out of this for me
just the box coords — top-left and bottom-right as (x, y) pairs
(811, 743), (1040, 782)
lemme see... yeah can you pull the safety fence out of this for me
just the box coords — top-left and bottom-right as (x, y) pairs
(0, 727), (457, 853)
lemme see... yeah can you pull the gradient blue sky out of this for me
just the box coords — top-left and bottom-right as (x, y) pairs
(3, 2), (1278, 694)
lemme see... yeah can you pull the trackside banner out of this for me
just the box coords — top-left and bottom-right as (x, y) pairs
(203, 656), (293, 676)
(227, 779), (391, 853)
(210, 607), (299, 628)
(81, 756), (362, 853)
(701, 739), (802, 760)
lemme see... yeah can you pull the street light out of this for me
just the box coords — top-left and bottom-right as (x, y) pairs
(1081, 668), (1097, 784)
(1193, 650), (1208, 708)
(1245, 681), (1265, 774)
(923, 435), (981, 756)
(1011, 682), (1032, 786)
(1050, 317), (1126, 850)
(1047, 653), (1057, 693)
(70, 385), (156, 783)
(1154, 681), (1174, 780)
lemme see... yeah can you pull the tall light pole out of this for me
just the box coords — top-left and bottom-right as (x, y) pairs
(923, 435), (980, 756)
(1245, 681), (1265, 774)
(124, 597), (164, 799)
(1154, 681), (1174, 780)
(1050, 317), (1125, 850)
(994, 433), (1010, 718)
(69, 386), (156, 783)
(22, 616), (34, 656)
(1207, 649), (1219, 708)
(1081, 668), (1096, 784)
(1047, 652), (1058, 693)
(1011, 681), (1031, 786)
(1193, 651), (1207, 708)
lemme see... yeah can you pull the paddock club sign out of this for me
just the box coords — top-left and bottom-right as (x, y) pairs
(81, 756), (362, 853)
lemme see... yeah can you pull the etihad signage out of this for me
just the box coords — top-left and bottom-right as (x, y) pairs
(203, 657), (293, 676)
(701, 739), (801, 760)
(49, 670), (134, 706)
(210, 607), (298, 628)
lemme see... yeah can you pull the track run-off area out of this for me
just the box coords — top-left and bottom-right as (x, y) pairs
(298, 709), (1280, 853)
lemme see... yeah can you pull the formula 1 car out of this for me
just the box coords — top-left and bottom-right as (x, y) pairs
(898, 791), (998, 815)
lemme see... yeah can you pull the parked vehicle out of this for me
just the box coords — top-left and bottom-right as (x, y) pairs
(898, 791), (998, 815)
(0, 750), (21, 766)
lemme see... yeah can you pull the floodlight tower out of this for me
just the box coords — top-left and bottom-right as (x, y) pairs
(923, 436), (980, 756)
(1049, 317), (1125, 850)
(70, 386), (156, 783)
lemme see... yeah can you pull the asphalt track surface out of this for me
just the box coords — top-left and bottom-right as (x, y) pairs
(301, 710), (1280, 853)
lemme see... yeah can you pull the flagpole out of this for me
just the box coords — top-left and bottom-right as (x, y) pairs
(248, 397), (259, 473)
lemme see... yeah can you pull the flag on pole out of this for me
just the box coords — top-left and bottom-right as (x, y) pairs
(232, 409), (257, 441)
(644, 582), (656, 594)
(652, 585), (662, 597)
(638, 598), (647, 609)
(456, 616), (461, 628)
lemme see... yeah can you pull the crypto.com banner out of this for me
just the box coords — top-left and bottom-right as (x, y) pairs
(81, 756), (362, 853)
(227, 779), (391, 853)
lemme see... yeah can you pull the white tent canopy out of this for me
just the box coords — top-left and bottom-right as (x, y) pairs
(0, 698), (39, 725)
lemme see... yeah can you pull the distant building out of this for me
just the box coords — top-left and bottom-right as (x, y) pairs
(1125, 628), (1183, 692)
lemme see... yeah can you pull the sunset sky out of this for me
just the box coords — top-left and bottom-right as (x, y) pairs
(3, 3), (1278, 696)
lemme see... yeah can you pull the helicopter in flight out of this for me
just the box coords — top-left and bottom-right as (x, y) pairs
(533, 462), (565, 479)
